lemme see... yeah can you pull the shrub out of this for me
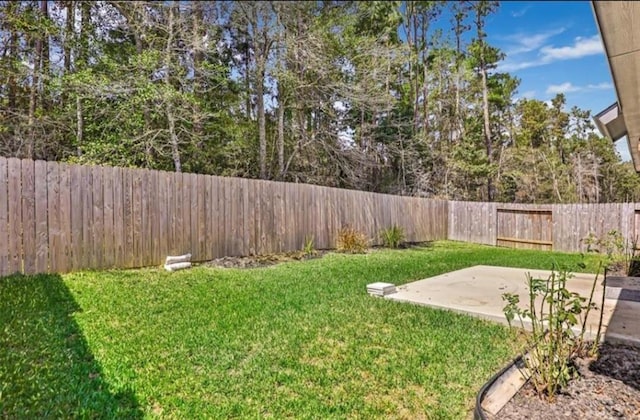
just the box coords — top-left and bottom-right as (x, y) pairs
(301, 235), (316, 256)
(502, 261), (605, 402)
(583, 230), (639, 275)
(336, 226), (368, 254)
(380, 225), (405, 249)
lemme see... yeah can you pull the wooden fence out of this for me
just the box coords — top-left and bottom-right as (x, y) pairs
(4, 156), (640, 277)
(0, 157), (448, 276)
(448, 201), (637, 253)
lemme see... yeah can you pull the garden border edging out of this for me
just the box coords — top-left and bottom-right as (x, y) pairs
(474, 354), (529, 419)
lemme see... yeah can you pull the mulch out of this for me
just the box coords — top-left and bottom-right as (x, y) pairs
(204, 251), (327, 269)
(494, 342), (640, 419)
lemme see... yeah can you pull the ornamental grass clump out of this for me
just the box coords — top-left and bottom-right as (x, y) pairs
(336, 226), (368, 254)
(380, 225), (405, 249)
(301, 235), (316, 256)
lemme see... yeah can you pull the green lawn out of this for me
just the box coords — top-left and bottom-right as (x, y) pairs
(0, 241), (597, 419)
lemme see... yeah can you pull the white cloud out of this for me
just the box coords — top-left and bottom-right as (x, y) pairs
(540, 35), (604, 60)
(504, 28), (566, 55)
(498, 34), (604, 72)
(499, 59), (543, 72)
(586, 82), (613, 90)
(545, 81), (613, 95)
(546, 82), (580, 94)
(511, 6), (531, 18)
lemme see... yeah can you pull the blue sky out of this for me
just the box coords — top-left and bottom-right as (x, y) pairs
(483, 1), (628, 160)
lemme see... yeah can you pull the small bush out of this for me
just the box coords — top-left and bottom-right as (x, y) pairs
(336, 226), (368, 254)
(502, 260), (605, 402)
(583, 230), (640, 275)
(380, 225), (405, 249)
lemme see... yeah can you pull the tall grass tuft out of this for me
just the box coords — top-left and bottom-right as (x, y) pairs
(380, 225), (405, 249)
(336, 226), (368, 254)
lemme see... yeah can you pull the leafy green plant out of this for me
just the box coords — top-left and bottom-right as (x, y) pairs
(380, 225), (406, 249)
(301, 235), (316, 256)
(336, 226), (369, 254)
(502, 261), (604, 402)
(583, 230), (640, 275)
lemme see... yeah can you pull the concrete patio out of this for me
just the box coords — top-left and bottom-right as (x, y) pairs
(385, 265), (640, 347)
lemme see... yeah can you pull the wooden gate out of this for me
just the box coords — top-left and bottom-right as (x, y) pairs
(496, 207), (553, 250)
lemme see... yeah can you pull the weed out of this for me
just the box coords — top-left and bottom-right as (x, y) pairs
(336, 226), (369, 254)
(380, 225), (405, 249)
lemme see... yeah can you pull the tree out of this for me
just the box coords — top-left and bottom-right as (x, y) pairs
(468, 0), (500, 201)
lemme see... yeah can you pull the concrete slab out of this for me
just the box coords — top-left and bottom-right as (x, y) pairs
(386, 265), (640, 347)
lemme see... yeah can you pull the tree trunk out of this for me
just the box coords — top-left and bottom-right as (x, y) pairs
(76, 96), (83, 157)
(7, 2), (17, 111)
(257, 59), (267, 179)
(27, 1), (47, 158)
(276, 11), (286, 179)
(277, 87), (285, 179)
(251, 6), (270, 180)
(421, 18), (429, 134)
(192, 2), (204, 139)
(481, 64), (494, 201)
(167, 104), (181, 172)
(129, 2), (150, 133)
(76, 1), (88, 156)
(244, 33), (252, 119)
(477, 4), (495, 202)
(40, 0), (49, 113)
(62, 1), (74, 107)
(165, 4), (181, 172)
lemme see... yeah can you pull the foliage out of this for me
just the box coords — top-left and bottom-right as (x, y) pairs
(1, 241), (599, 418)
(301, 235), (316, 256)
(336, 226), (369, 254)
(502, 261), (604, 402)
(583, 230), (640, 275)
(1, 1), (638, 201)
(379, 225), (406, 248)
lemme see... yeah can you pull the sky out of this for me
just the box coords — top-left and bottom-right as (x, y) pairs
(483, 1), (629, 160)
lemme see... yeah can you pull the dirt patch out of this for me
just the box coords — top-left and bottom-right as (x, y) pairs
(607, 261), (640, 278)
(204, 251), (328, 269)
(203, 242), (434, 269)
(494, 342), (640, 419)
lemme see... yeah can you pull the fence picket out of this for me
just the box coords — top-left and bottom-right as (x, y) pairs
(21, 159), (36, 274)
(46, 162), (60, 273)
(34, 161), (49, 273)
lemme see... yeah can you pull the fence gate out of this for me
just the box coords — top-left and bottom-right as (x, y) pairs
(496, 207), (553, 250)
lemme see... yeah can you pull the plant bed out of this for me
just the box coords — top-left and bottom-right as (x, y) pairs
(204, 250), (328, 269)
(477, 247), (640, 419)
(204, 241), (434, 269)
(486, 341), (640, 419)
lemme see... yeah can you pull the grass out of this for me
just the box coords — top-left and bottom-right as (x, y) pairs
(0, 241), (598, 419)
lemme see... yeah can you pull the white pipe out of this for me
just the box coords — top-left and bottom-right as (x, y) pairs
(164, 262), (192, 272)
(165, 254), (192, 265)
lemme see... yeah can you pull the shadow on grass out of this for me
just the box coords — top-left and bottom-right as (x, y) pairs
(0, 273), (142, 418)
